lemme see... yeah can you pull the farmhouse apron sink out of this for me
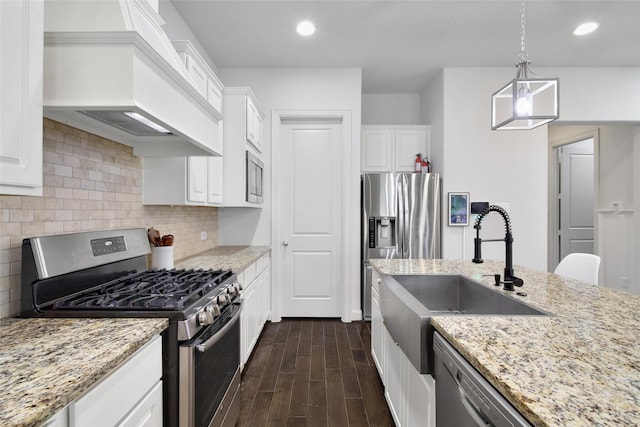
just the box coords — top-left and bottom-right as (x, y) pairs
(380, 274), (548, 374)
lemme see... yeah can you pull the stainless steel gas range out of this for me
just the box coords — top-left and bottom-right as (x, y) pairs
(20, 228), (241, 427)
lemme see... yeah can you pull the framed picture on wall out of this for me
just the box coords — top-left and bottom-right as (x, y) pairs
(448, 192), (470, 226)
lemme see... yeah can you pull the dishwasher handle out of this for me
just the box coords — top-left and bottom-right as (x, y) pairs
(457, 382), (491, 427)
(436, 337), (491, 427)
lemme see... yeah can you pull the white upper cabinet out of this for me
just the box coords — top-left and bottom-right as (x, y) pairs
(172, 40), (224, 119)
(142, 116), (224, 207)
(361, 128), (394, 172)
(185, 53), (208, 98)
(361, 126), (430, 173)
(394, 128), (429, 172)
(187, 157), (208, 204)
(245, 95), (264, 152)
(0, 0), (43, 196)
(207, 156), (224, 205)
(142, 155), (223, 207)
(222, 87), (265, 208)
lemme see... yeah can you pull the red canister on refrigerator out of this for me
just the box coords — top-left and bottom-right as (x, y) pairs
(421, 157), (431, 173)
(415, 153), (422, 172)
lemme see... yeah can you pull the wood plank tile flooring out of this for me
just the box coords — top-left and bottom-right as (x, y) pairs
(238, 319), (394, 427)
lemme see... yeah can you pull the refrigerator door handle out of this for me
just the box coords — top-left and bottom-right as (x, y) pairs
(397, 173), (406, 258)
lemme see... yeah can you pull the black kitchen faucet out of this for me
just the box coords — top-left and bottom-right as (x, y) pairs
(472, 205), (524, 291)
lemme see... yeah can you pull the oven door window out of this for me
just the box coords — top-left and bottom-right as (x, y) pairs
(193, 305), (240, 427)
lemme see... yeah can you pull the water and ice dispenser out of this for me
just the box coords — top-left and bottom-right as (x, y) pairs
(368, 217), (397, 248)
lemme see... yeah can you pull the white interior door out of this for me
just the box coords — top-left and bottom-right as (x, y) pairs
(558, 138), (595, 261)
(279, 120), (342, 317)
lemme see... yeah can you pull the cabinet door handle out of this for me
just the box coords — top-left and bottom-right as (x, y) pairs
(282, 241), (289, 247)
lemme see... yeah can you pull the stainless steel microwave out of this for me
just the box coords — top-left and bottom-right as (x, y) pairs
(246, 151), (264, 204)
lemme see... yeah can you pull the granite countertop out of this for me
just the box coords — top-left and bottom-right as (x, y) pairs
(175, 245), (270, 272)
(0, 317), (168, 427)
(370, 258), (640, 427)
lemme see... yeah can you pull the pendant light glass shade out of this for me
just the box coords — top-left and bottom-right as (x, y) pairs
(491, 0), (559, 130)
(491, 66), (559, 130)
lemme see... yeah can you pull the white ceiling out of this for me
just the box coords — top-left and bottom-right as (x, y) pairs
(169, 0), (640, 93)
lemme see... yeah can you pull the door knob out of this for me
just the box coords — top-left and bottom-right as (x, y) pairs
(282, 241), (289, 246)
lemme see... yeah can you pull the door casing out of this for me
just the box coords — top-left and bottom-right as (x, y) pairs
(548, 129), (600, 271)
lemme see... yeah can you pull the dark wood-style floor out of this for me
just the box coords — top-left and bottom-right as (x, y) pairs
(238, 319), (394, 427)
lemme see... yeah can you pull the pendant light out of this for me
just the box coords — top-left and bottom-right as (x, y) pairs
(491, 0), (559, 130)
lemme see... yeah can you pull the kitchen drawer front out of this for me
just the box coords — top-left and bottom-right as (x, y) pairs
(243, 261), (258, 286)
(69, 336), (162, 427)
(256, 253), (270, 274)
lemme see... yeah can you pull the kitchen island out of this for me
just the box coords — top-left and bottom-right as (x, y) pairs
(370, 258), (640, 427)
(0, 317), (168, 427)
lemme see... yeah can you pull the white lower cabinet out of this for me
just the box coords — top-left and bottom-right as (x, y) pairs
(240, 253), (271, 367)
(42, 407), (68, 427)
(371, 269), (385, 383)
(44, 335), (163, 427)
(373, 271), (435, 427)
(384, 327), (405, 426)
(381, 326), (436, 427)
(406, 363), (435, 427)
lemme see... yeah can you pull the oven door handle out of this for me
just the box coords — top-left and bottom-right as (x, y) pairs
(195, 301), (243, 353)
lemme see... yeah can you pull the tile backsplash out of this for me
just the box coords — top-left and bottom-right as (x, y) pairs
(0, 119), (219, 318)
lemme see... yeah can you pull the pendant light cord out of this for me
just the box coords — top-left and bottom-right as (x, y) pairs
(519, 0), (527, 60)
(517, 0), (530, 79)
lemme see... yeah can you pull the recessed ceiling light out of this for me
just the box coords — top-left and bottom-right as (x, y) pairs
(296, 20), (316, 37)
(573, 22), (599, 36)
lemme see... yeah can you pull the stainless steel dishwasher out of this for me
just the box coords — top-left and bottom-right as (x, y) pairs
(433, 332), (532, 427)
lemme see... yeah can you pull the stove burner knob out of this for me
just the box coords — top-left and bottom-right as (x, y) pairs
(206, 304), (221, 317)
(217, 294), (229, 306)
(197, 311), (212, 326)
(228, 285), (238, 296)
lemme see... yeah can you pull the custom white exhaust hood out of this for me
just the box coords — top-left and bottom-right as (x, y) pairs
(43, 0), (222, 157)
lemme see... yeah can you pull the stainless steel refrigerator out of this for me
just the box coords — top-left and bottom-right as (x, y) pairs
(361, 173), (441, 319)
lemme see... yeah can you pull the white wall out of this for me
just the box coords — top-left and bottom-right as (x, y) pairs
(420, 71), (444, 175)
(423, 67), (640, 285)
(362, 93), (422, 125)
(216, 67), (362, 247)
(550, 68), (640, 122)
(597, 125), (637, 292)
(438, 68), (549, 271)
(598, 126), (635, 211)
